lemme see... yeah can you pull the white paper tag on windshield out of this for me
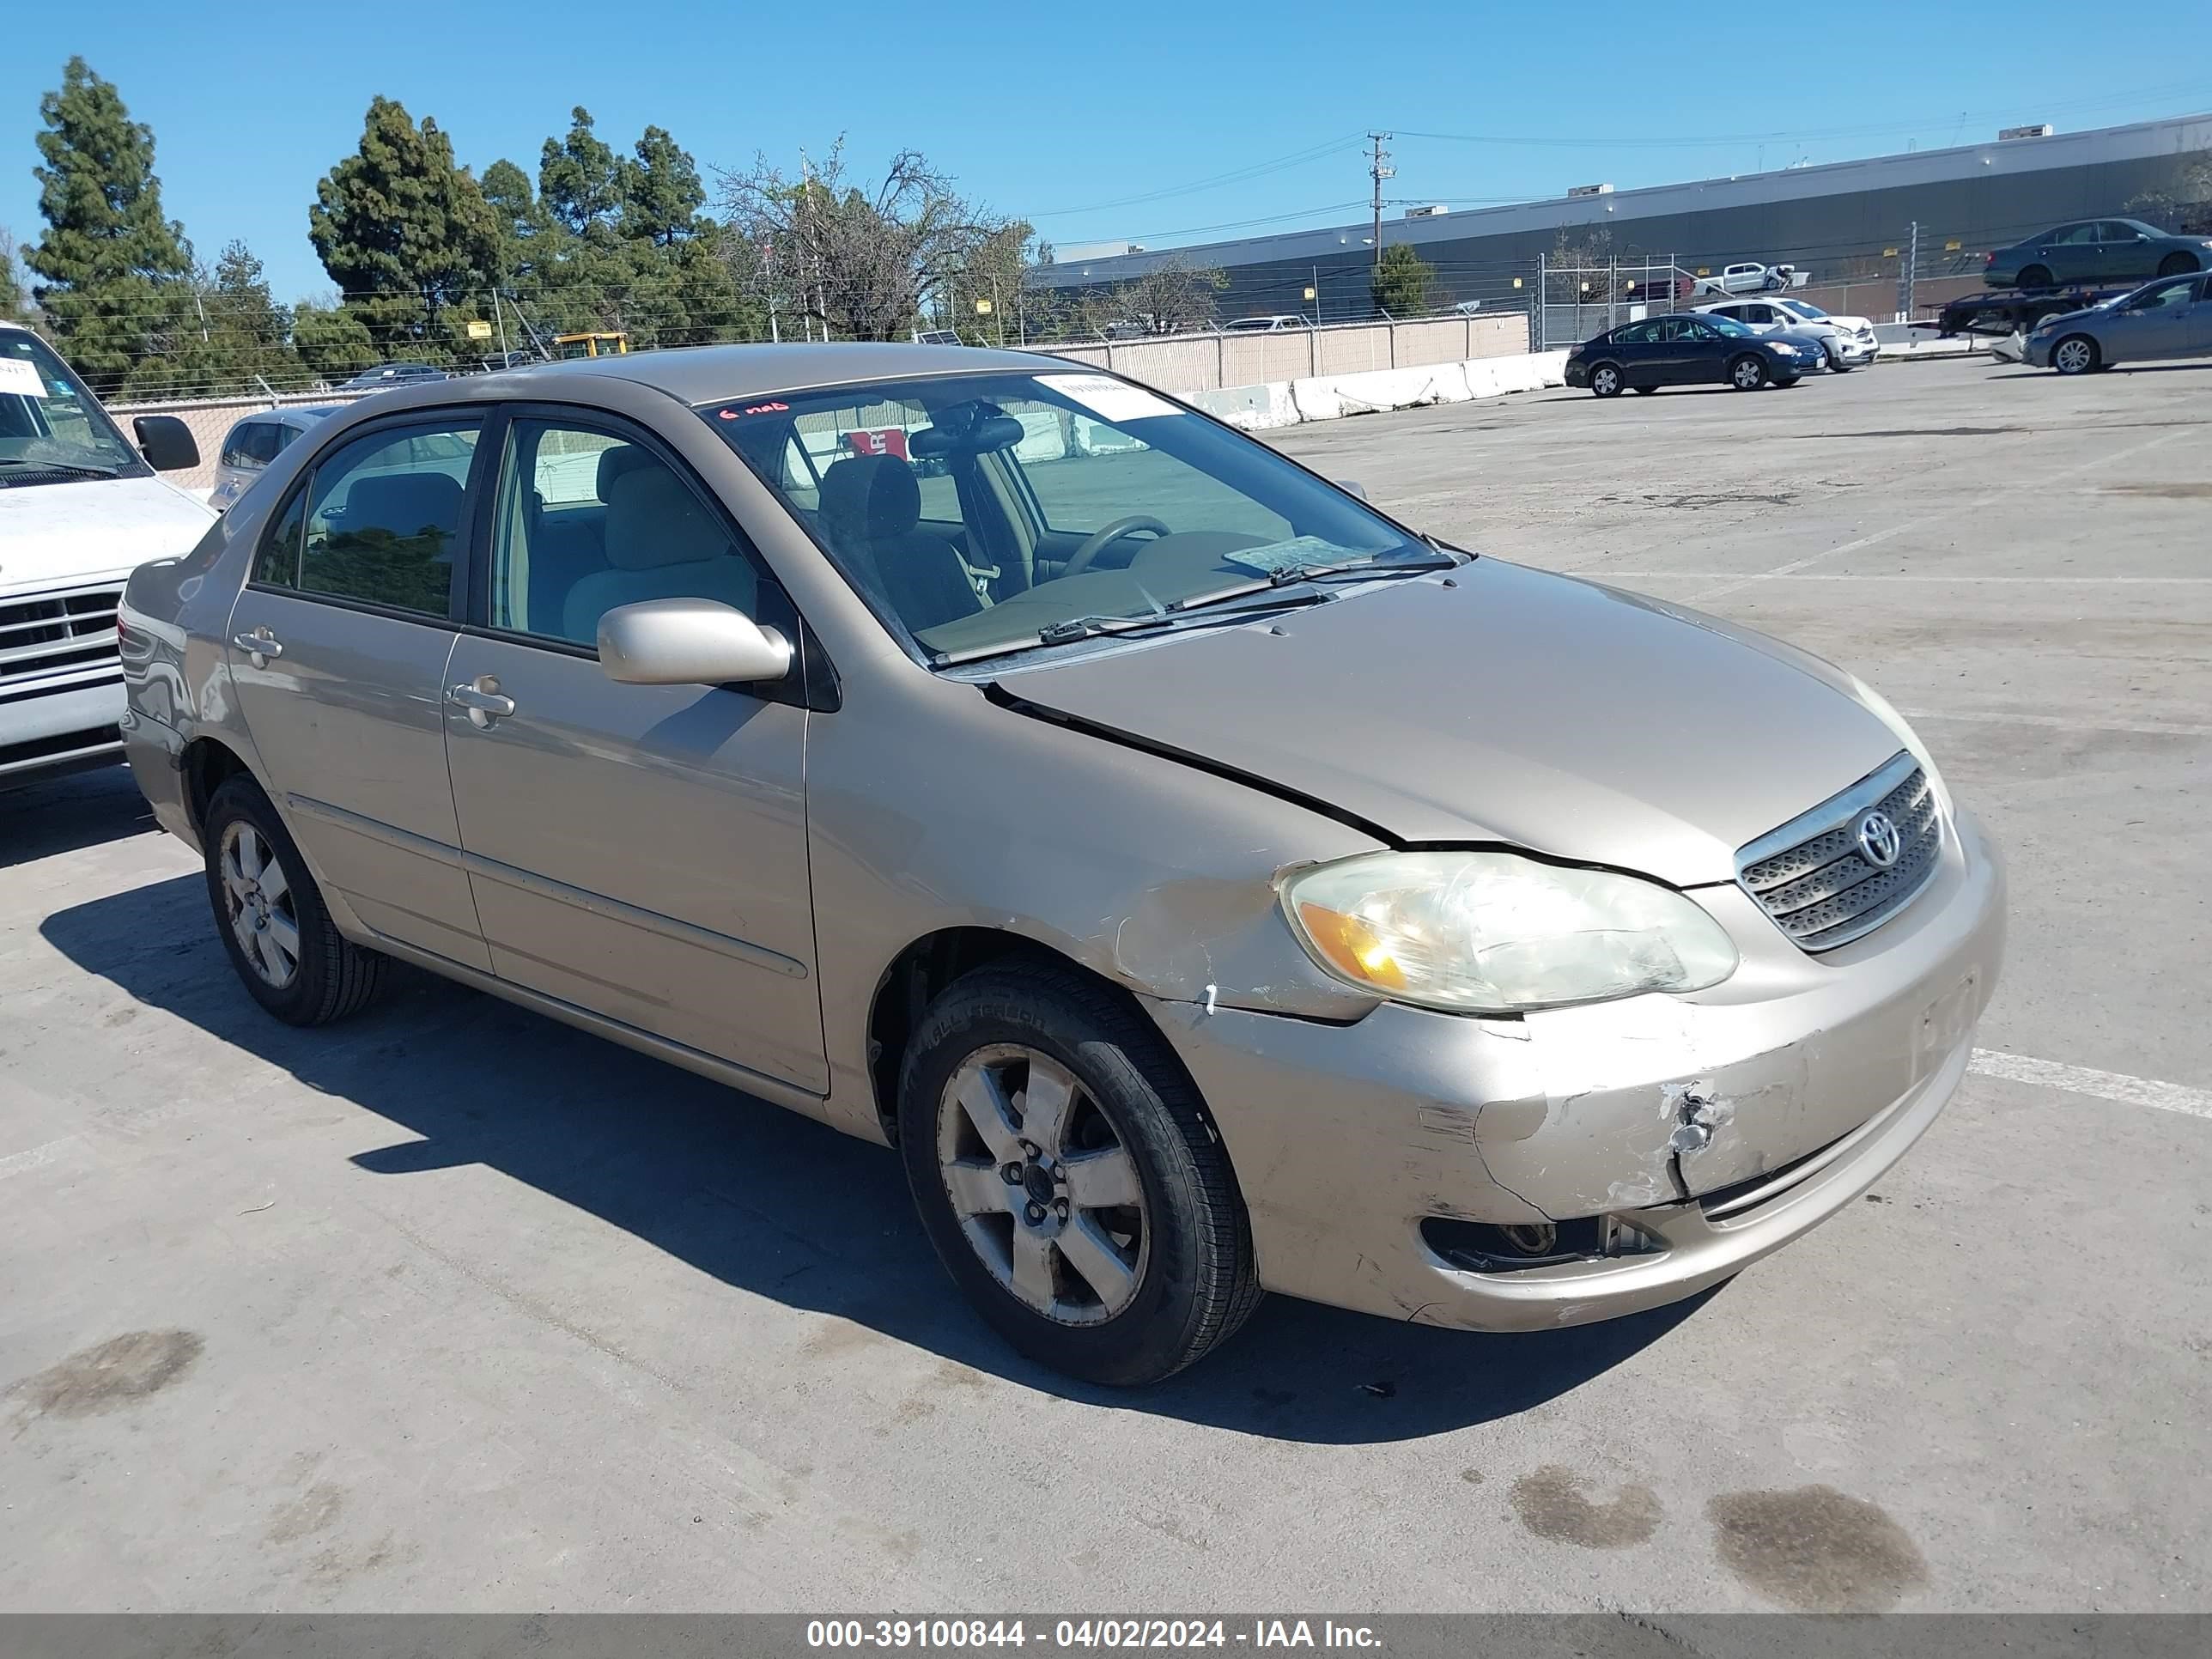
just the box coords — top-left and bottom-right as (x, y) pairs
(1219, 536), (1354, 577)
(0, 358), (48, 398)
(1038, 374), (1177, 424)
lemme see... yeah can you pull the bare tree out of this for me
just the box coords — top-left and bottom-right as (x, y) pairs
(717, 141), (1026, 341)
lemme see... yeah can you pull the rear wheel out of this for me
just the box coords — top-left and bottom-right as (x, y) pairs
(2156, 252), (2197, 277)
(1589, 362), (1624, 398)
(203, 776), (386, 1025)
(2019, 264), (2053, 291)
(1729, 354), (1769, 392)
(898, 963), (1261, 1386)
(2051, 334), (2100, 376)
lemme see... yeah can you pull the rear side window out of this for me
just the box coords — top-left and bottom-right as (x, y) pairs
(295, 421), (482, 617)
(222, 422), (276, 470)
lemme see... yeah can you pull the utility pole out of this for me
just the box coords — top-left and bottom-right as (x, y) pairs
(492, 292), (510, 366)
(1900, 221), (1919, 319)
(1368, 132), (1394, 272)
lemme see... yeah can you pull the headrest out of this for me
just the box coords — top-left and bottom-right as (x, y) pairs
(603, 465), (733, 570)
(343, 471), (463, 544)
(596, 443), (654, 503)
(819, 454), (921, 545)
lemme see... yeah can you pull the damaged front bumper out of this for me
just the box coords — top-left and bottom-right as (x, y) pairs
(1146, 808), (2004, 1333)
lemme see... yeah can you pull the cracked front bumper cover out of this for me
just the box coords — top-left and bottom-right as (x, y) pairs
(1146, 810), (2004, 1333)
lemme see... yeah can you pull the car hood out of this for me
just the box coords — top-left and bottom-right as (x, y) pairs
(0, 474), (216, 598)
(994, 559), (1903, 887)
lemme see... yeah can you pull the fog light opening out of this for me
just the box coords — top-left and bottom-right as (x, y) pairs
(1421, 1215), (1663, 1274)
(1500, 1222), (1557, 1257)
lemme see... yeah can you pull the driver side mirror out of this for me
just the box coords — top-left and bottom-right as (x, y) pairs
(133, 415), (200, 472)
(597, 599), (793, 687)
(1335, 480), (1369, 501)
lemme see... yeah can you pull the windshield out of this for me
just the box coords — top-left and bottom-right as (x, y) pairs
(0, 330), (144, 482)
(705, 370), (1434, 664)
(1779, 300), (1828, 319)
(1704, 314), (1755, 337)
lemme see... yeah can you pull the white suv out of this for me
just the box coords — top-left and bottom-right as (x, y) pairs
(1695, 297), (1880, 371)
(1, 323), (216, 787)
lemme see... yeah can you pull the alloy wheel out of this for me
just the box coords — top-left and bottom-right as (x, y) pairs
(937, 1044), (1148, 1326)
(1732, 356), (1766, 390)
(2053, 337), (2095, 375)
(1592, 366), (1620, 396)
(219, 822), (301, 988)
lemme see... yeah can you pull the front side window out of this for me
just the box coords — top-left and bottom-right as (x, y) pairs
(2052, 223), (2099, 246)
(296, 421), (481, 617)
(706, 371), (1432, 665)
(487, 419), (763, 647)
(2125, 276), (2198, 313)
(0, 330), (145, 483)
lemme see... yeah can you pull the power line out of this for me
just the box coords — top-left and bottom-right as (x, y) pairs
(1027, 134), (1367, 220)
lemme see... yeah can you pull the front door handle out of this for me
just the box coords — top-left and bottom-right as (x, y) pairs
(232, 629), (282, 668)
(447, 677), (516, 728)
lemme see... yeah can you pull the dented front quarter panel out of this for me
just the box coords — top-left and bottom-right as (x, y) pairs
(1144, 811), (2004, 1328)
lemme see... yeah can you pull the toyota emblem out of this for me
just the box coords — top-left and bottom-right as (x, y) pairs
(1856, 811), (1903, 868)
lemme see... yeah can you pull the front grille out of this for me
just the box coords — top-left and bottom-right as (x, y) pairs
(0, 584), (123, 687)
(1738, 753), (1942, 951)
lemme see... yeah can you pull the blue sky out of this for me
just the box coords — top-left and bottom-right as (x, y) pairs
(6, 3), (2211, 303)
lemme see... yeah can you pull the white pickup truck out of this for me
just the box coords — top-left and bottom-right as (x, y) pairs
(2, 321), (216, 788)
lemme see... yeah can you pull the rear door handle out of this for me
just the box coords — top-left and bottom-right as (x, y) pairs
(447, 678), (516, 728)
(232, 629), (282, 667)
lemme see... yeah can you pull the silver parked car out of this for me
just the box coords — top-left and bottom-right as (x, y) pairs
(118, 343), (2005, 1385)
(209, 405), (342, 512)
(2024, 270), (2212, 374)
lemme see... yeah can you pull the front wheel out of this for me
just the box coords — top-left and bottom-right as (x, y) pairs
(2051, 334), (2100, 376)
(2157, 252), (2198, 277)
(1590, 362), (1624, 398)
(1825, 346), (1854, 373)
(1729, 354), (1769, 391)
(203, 776), (386, 1024)
(898, 963), (1261, 1386)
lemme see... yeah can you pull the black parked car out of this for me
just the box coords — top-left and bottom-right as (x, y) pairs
(1565, 313), (1825, 397)
(337, 362), (450, 391)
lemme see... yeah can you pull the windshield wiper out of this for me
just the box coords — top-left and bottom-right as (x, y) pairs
(0, 456), (124, 479)
(932, 589), (1343, 666)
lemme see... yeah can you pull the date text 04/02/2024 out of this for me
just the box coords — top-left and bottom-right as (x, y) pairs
(804, 1620), (1383, 1650)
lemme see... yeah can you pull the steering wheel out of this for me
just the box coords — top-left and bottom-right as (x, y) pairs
(1062, 515), (1171, 577)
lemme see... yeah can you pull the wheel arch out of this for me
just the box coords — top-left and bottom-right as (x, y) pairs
(863, 927), (1195, 1146)
(180, 734), (256, 836)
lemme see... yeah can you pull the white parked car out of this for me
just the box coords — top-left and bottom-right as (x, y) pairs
(1695, 298), (1880, 371)
(0, 322), (216, 787)
(1697, 261), (1802, 296)
(1220, 314), (1311, 332)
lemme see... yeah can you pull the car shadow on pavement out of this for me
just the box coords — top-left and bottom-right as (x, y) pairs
(41, 873), (1705, 1444)
(0, 764), (159, 870)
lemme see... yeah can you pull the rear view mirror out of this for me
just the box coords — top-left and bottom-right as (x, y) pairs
(134, 415), (200, 472)
(597, 599), (793, 687)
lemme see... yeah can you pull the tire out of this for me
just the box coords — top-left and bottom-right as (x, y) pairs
(1729, 353), (1769, 392)
(1777, 375), (1803, 387)
(1824, 345), (1854, 373)
(2156, 252), (2198, 277)
(897, 961), (1261, 1387)
(2019, 264), (2053, 291)
(1589, 362), (1624, 398)
(2051, 334), (2100, 376)
(203, 775), (386, 1025)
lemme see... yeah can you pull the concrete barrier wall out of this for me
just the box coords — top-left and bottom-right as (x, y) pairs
(1188, 349), (1569, 432)
(1041, 313), (1531, 396)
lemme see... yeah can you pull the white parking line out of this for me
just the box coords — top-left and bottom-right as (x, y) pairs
(1971, 1050), (2212, 1121)
(1583, 574), (2212, 586)
(1901, 708), (2212, 740)
(1686, 427), (2198, 603)
(0, 1135), (85, 1181)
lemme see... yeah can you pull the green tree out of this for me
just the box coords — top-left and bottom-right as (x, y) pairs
(621, 125), (707, 246)
(292, 296), (377, 381)
(25, 57), (198, 396)
(309, 96), (501, 360)
(539, 107), (625, 240)
(1370, 241), (1437, 317)
(0, 227), (27, 322)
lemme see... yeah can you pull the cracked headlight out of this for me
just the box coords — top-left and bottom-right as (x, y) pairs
(1281, 851), (1738, 1014)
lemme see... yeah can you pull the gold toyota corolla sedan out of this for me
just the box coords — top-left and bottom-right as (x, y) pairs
(118, 343), (2004, 1385)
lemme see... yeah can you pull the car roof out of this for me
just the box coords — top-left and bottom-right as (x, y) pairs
(481, 340), (1076, 404)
